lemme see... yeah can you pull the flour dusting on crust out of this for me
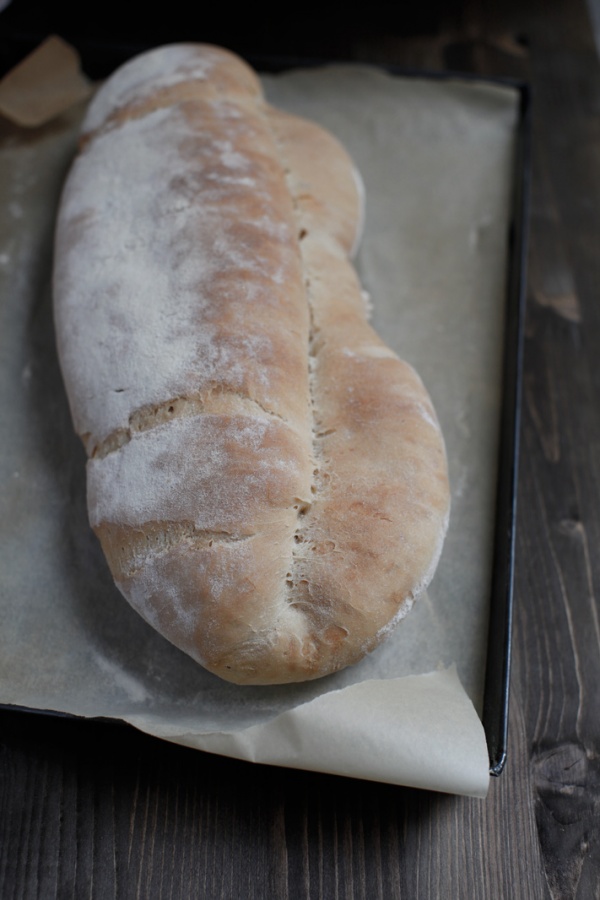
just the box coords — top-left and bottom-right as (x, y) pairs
(53, 43), (450, 685)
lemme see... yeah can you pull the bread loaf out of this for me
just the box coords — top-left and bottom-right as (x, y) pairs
(53, 44), (450, 684)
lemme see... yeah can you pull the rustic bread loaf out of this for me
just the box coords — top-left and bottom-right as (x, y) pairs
(53, 43), (450, 684)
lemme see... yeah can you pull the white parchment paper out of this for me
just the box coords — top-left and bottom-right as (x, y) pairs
(0, 59), (520, 798)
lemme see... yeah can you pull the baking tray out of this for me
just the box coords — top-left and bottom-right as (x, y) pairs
(0, 38), (530, 781)
(482, 78), (529, 775)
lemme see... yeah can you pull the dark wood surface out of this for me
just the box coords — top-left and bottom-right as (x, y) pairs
(1, 0), (600, 896)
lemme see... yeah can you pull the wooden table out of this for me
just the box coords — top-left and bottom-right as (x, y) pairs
(1, 0), (599, 896)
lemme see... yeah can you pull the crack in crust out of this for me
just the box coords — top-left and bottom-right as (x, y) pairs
(265, 117), (325, 612)
(89, 387), (292, 459)
(102, 520), (256, 579)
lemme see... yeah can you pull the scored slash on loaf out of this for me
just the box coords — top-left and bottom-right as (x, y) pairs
(52, 43), (451, 684)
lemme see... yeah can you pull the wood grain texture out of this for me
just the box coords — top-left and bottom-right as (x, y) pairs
(1, 0), (600, 896)
(502, 1), (600, 896)
(0, 705), (547, 900)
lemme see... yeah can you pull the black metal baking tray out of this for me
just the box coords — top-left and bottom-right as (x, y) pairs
(481, 79), (529, 776)
(0, 36), (530, 780)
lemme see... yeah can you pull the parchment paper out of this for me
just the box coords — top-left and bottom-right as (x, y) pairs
(0, 49), (520, 798)
(0, 36), (92, 126)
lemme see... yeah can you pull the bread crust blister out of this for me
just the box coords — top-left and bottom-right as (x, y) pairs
(53, 43), (450, 684)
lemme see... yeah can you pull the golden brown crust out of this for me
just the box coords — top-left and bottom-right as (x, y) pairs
(267, 107), (365, 258)
(53, 43), (450, 684)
